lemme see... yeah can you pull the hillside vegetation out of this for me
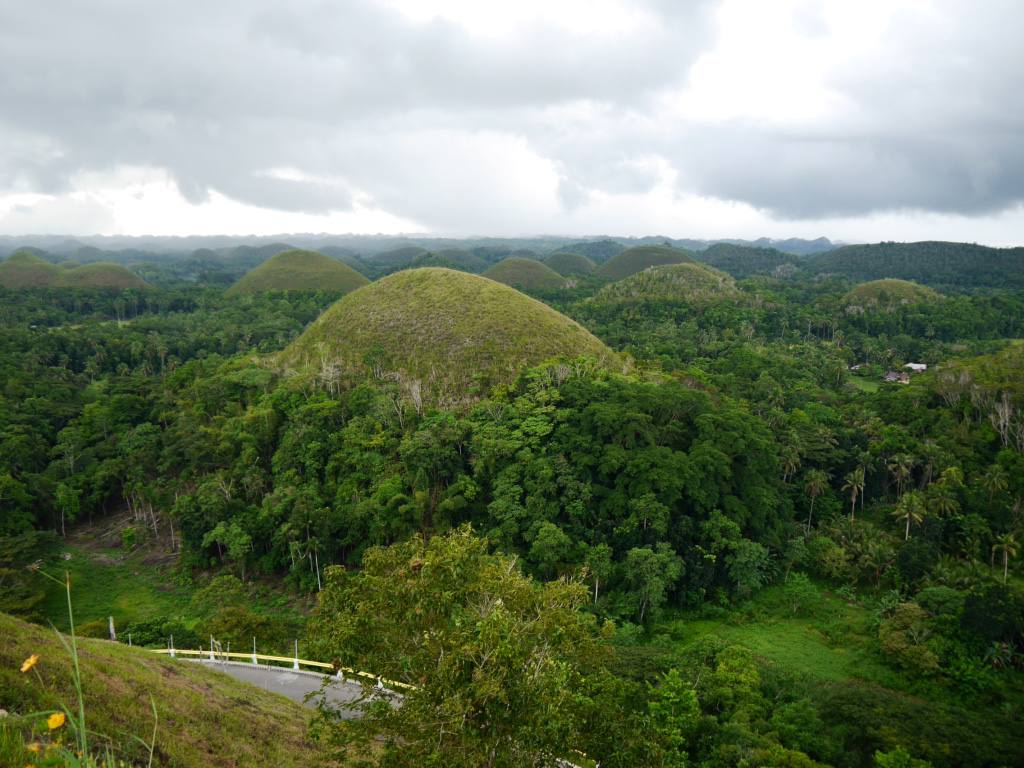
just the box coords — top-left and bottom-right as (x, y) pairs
(227, 249), (370, 295)
(593, 262), (740, 305)
(366, 246), (429, 269)
(484, 257), (566, 290)
(695, 243), (802, 278)
(545, 251), (597, 276)
(411, 249), (489, 273)
(279, 268), (617, 407)
(809, 241), (1024, 287)
(598, 244), (695, 280)
(0, 612), (333, 767)
(844, 279), (943, 310)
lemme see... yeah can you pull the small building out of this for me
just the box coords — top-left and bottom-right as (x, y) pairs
(884, 371), (910, 384)
(849, 363), (865, 371)
(904, 363), (927, 372)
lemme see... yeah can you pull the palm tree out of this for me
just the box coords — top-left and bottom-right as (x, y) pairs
(803, 469), (831, 534)
(980, 465), (1009, 503)
(842, 467), (865, 521)
(928, 482), (960, 519)
(887, 454), (916, 498)
(992, 532), (1019, 584)
(892, 491), (926, 540)
(780, 445), (801, 483)
(858, 451), (874, 514)
(939, 466), (964, 488)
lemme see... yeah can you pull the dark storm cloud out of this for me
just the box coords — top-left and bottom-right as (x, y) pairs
(0, 0), (1022, 227)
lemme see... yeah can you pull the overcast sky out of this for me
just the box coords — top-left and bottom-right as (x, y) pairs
(1, 0), (1022, 244)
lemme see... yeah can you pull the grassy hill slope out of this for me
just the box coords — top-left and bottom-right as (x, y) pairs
(598, 245), (695, 281)
(593, 262), (740, 304)
(60, 262), (148, 289)
(0, 251), (62, 288)
(843, 278), (942, 310)
(280, 268), (618, 407)
(0, 253), (147, 289)
(226, 249), (370, 295)
(484, 257), (566, 290)
(545, 252), (597, 276)
(0, 613), (334, 767)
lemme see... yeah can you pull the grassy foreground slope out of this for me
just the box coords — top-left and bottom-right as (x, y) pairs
(280, 268), (618, 407)
(598, 244), (695, 280)
(227, 249), (370, 295)
(593, 262), (740, 304)
(0, 613), (333, 767)
(484, 257), (566, 290)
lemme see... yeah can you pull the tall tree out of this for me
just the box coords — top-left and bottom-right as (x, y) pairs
(803, 469), (831, 533)
(306, 526), (608, 768)
(991, 532), (1019, 584)
(892, 491), (926, 540)
(842, 467), (865, 521)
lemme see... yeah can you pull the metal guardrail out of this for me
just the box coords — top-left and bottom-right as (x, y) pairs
(150, 647), (416, 691)
(151, 646), (592, 766)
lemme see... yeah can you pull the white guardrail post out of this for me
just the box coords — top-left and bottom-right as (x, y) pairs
(253, 636), (258, 665)
(169, 634), (175, 658)
(293, 639), (300, 670)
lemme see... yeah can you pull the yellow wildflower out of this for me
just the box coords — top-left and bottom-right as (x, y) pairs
(46, 711), (65, 730)
(20, 654), (39, 673)
(26, 742), (41, 753)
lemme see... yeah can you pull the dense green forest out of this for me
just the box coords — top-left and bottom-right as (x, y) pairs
(2, 242), (1024, 767)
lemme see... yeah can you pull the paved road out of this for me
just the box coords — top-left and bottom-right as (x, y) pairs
(188, 660), (388, 719)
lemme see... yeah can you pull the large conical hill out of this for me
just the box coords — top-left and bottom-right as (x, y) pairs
(280, 268), (618, 407)
(484, 257), (566, 290)
(0, 250), (62, 287)
(60, 261), (148, 289)
(843, 279), (942, 310)
(594, 262), (740, 304)
(0, 252), (147, 289)
(227, 249), (370, 295)
(598, 244), (695, 280)
(545, 251), (597, 276)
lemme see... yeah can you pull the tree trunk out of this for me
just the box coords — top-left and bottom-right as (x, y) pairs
(1004, 551), (1009, 584)
(905, 515), (911, 540)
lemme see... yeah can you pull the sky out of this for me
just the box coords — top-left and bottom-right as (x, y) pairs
(1, 0), (1022, 244)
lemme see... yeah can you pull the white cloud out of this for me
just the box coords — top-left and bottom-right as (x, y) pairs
(0, 0), (1021, 242)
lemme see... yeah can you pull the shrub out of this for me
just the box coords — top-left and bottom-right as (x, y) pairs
(878, 603), (939, 675)
(781, 573), (821, 616)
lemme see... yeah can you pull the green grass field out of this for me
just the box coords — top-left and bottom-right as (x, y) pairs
(660, 582), (915, 691)
(39, 544), (192, 633)
(848, 376), (881, 393)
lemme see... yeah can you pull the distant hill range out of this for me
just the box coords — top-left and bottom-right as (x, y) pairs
(805, 241), (1024, 288)
(2, 235), (1021, 290)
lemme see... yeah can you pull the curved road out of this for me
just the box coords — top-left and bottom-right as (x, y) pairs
(188, 659), (388, 719)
